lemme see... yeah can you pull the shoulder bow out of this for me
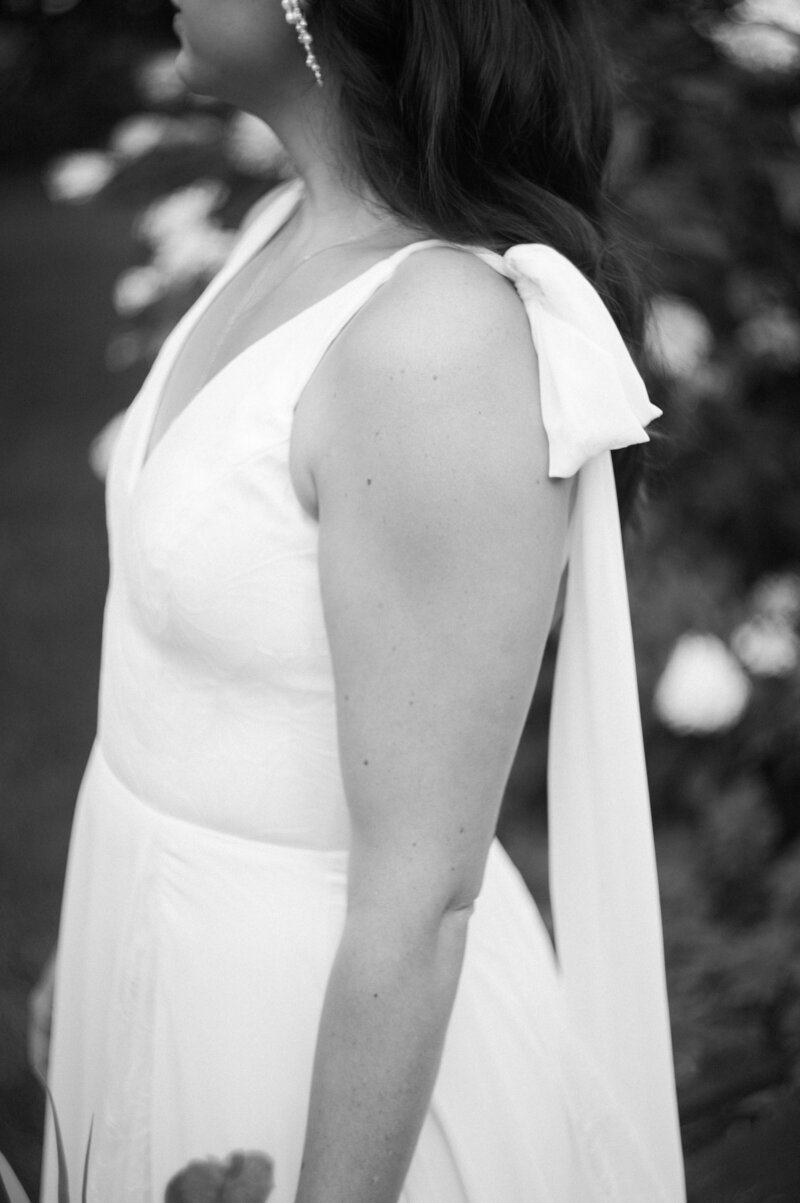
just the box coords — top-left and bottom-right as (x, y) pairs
(475, 244), (686, 1201)
(476, 244), (661, 477)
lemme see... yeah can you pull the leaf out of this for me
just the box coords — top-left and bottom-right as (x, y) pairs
(81, 1121), (93, 1203)
(0, 1151), (32, 1203)
(39, 1075), (71, 1203)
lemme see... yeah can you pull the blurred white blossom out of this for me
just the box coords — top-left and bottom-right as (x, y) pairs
(750, 572), (800, 627)
(43, 151), (116, 203)
(88, 412), (126, 481)
(645, 296), (714, 381)
(731, 617), (799, 677)
(738, 305), (800, 369)
(152, 223), (236, 285)
(135, 181), (229, 244)
(109, 114), (221, 162)
(224, 112), (292, 178)
(110, 114), (176, 161)
(132, 182), (236, 286)
(737, 0), (800, 36)
(732, 572), (800, 676)
(710, 0), (800, 74)
(113, 266), (168, 317)
(711, 25), (799, 73)
(654, 633), (752, 735)
(133, 49), (187, 105)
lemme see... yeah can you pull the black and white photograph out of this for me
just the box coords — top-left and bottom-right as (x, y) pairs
(2, 1), (800, 1200)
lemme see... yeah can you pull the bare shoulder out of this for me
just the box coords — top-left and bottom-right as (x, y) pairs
(309, 245), (546, 485)
(299, 242), (567, 559)
(337, 245), (537, 395)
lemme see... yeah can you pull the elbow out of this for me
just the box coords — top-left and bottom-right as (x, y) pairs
(412, 849), (487, 925)
(438, 896), (476, 949)
(345, 837), (488, 944)
(440, 856), (485, 921)
(413, 878), (482, 945)
(346, 873), (480, 948)
(441, 886), (478, 925)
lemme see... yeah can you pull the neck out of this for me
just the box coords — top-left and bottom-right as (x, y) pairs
(247, 85), (418, 249)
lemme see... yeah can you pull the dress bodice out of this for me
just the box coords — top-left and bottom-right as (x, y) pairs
(99, 181), (449, 849)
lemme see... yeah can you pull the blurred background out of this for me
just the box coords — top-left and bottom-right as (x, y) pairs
(1, 0), (800, 1199)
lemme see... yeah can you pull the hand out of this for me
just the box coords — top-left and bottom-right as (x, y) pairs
(28, 948), (56, 1081)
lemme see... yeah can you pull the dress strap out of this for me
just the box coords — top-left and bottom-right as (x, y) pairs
(280, 237), (453, 407)
(228, 178), (307, 272)
(475, 244), (685, 1201)
(131, 180), (306, 413)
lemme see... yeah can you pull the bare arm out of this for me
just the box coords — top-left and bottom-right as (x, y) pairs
(294, 253), (571, 1203)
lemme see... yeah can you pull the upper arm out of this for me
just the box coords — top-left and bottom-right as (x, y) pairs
(312, 251), (570, 919)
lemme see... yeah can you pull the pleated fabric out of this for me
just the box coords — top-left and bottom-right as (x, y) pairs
(43, 180), (685, 1203)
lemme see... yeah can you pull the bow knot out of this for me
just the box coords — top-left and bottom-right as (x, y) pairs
(480, 244), (661, 478)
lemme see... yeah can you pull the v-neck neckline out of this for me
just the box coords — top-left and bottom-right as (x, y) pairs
(136, 180), (305, 479)
(133, 181), (446, 488)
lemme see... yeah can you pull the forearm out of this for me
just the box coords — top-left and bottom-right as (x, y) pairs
(294, 903), (471, 1203)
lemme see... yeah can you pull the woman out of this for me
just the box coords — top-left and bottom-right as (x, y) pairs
(38, 1), (686, 1200)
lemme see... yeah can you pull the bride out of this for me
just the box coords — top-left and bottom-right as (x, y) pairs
(35, 1), (686, 1200)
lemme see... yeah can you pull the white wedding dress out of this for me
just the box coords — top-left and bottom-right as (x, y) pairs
(42, 179), (686, 1203)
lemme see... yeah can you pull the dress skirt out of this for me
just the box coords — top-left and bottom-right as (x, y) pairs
(42, 743), (634, 1203)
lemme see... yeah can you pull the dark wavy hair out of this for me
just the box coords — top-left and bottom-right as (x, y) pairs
(311, 0), (647, 517)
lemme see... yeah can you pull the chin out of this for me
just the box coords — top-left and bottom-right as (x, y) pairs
(174, 49), (222, 102)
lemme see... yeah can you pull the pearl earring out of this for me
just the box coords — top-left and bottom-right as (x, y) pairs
(281, 0), (324, 88)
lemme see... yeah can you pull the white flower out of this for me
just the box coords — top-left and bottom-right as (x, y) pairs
(224, 112), (292, 177)
(731, 618), (799, 677)
(654, 633), (752, 735)
(750, 573), (800, 626)
(113, 266), (168, 317)
(135, 181), (229, 246)
(738, 305), (800, 369)
(645, 296), (714, 381)
(133, 49), (187, 105)
(88, 412), (126, 481)
(152, 224), (236, 285)
(132, 183), (235, 288)
(43, 151), (116, 203)
(710, 21), (800, 73)
(736, 0), (800, 36)
(109, 114), (222, 162)
(110, 114), (175, 160)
